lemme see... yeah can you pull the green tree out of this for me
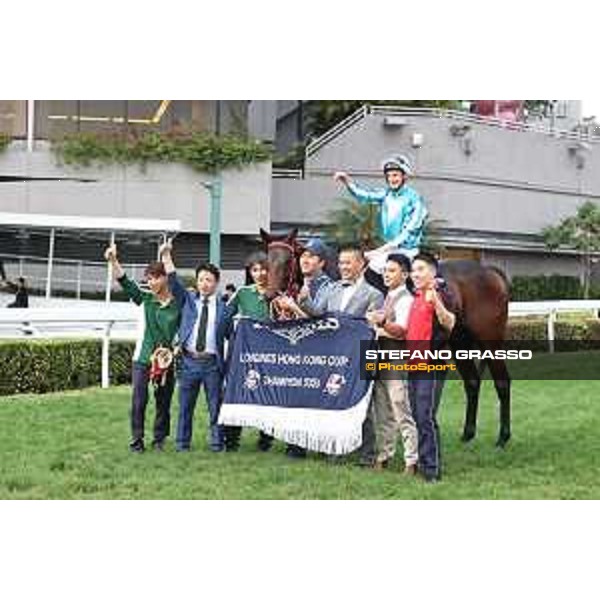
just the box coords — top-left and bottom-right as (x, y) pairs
(323, 197), (444, 254)
(420, 217), (447, 255)
(542, 201), (600, 298)
(524, 100), (554, 115)
(323, 197), (383, 250)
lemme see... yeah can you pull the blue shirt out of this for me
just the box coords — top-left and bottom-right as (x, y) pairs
(347, 181), (427, 251)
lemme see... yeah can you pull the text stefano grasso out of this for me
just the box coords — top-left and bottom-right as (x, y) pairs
(363, 349), (533, 361)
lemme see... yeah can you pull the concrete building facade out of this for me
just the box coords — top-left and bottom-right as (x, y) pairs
(1, 100), (599, 294)
(271, 104), (600, 281)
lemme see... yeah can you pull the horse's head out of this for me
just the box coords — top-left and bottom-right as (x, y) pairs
(260, 227), (302, 301)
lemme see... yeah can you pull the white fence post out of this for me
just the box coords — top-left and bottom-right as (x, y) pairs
(45, 228), (55, 299)
(105, 231), (116, 304)
(547, 309), (557, 354)
(101, 321), (114, 389)
(76, 261), (83, 300)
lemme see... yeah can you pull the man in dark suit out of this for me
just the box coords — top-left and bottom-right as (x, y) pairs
(160, 241), (228, 452)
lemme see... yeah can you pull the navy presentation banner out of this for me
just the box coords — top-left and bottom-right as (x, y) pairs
(219, 314), (374, 455)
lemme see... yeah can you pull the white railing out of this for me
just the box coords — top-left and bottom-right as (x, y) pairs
(0, 300), (598, 392)
(272, 168), (304, 179)
(0, 253), (148, 299)
(509, 299), (600, 353)
(305, 105), (370, 157)
(305, 104), (599, 159)
(0, 305), (140, 388)
(369, 105), (599, 142)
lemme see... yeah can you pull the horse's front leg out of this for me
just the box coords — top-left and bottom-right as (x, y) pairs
(487, 358), (511, 448)
(455, 358), (481, 442)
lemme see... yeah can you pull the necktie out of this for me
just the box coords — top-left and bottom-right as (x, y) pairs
(196, 296), (209, 352)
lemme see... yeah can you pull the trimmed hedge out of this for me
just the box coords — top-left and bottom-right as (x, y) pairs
(0, 339), (134, 396)
(2, 318), (599, 396)
(511, 275), (580, 300)
(510, 275), (600, 301)
(507, 318), (600, 351)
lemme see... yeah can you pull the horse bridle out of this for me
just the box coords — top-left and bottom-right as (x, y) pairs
(267, 240), (301, 298)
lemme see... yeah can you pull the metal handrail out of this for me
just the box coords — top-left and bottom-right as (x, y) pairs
(272, 168), (304, 179)
(0, 253), (149, 298)
(0, 252), (148, 269)
(509, 299), (600, 315)
(370, 105), (598, 142)
(305, 105), (369, 156)
(305, 104), (599, 159)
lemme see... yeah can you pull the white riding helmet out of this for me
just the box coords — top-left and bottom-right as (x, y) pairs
(382, 154), (414, 177)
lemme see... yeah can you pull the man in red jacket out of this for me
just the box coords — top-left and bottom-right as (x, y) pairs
(406, 253), (458, 483)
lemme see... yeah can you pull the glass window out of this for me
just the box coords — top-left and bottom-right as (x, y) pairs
(36, 100), (82, 139)
(34, 100), (247, 139)
(126, 101), (190, 133)
(0, 100), (27, 138)
(78, 100), (128, 134)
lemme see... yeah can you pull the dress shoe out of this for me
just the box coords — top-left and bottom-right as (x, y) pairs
(285, 445), (307, 459)
(372, 459), (390, 471)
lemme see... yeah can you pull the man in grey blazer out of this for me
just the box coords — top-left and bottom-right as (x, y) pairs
(297, 246), (384, 318)
(282, 246), (383, 466)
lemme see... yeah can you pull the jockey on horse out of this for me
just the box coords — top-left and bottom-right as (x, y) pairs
(333, 154), (429, 291)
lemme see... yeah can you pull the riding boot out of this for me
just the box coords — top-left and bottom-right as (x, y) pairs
(257, 430), (274, 452)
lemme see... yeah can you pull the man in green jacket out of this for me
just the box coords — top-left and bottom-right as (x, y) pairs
(105, 244), (181, 453)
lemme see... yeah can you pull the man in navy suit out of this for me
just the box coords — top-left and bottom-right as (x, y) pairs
(160, 241), (228, 452)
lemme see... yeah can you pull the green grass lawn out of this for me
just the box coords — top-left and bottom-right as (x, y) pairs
(1, 375), (599, 499)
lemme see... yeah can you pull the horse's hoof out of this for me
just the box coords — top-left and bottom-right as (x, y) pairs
(461, 430), (476, 443)
(495, 434), (511, 449)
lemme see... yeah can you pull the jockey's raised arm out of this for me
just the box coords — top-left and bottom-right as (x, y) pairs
(333, 155), (427, 277)
(345, 179), (388, 204)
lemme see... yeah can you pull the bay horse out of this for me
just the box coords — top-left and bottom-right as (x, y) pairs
(259, 228), (304, 320)
(439, 260), (511, 447)
(259, 228), (512, 448)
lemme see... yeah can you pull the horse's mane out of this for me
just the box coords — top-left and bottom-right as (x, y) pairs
(486, 265), (510, 288)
